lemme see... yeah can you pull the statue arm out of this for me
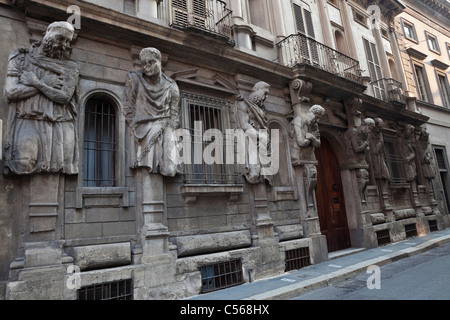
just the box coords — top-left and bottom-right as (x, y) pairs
(5, 74), (39, 101)
(237, 101), (254, 132)
(124, 73), (137, 126)
(19, 70), (76, 105)
(4, 57), (39, 101)
(169, 86), (180, 129)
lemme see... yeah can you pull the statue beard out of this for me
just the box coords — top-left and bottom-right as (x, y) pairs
(42, 37), (71, 60)
(251, 93), (266, 108)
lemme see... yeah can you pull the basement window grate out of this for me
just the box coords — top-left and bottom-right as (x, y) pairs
(429, 220), (438, 232)
(285, 247), (311, 272)
(200, 259), (243, 293)
(376, 229), (391, 246)
(404, 223), (418, 238)
(78, 279), (133, 300)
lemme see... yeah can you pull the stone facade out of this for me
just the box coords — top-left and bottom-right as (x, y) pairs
(0, 0), (448, 300)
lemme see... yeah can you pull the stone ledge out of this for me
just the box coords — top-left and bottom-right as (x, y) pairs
(175, 230), (251, 257)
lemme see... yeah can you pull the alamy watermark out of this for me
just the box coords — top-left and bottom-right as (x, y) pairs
(366, 265), (381, 290)
(171, 123), (280, 176)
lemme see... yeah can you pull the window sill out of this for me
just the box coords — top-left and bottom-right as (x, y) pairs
(76, 187), (131, 209)
(180, 184), (244, 204)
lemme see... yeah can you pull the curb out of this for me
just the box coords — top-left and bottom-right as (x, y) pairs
(244, 234), (450, 300)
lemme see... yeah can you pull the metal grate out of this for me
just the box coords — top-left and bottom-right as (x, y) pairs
(285, 247), (311, 272)
(200, 259), (243, 293)
(83, 97), (117, 187)
(384, 140), (407, 184)
(429, 220), (438, 232)
(181, 92), (239, 185)
(78, 279), (133, 300)
(376, 229), (391, 246)
(404, 223), (418, 238)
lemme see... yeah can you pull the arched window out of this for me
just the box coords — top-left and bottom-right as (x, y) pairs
(334, 30), (348, 56)
(83, 95), (117, 187)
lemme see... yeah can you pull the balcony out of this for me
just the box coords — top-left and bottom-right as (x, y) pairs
(277, 33), (363, 85)
(170, 0), (234, 44)
(368, 78), (406, 106)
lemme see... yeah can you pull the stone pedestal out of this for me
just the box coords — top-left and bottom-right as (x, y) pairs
(249, 182), (274, 244)
(139, 172), (170, 261)
(293, 164), (321, 237)
(28, 174), (61, 241)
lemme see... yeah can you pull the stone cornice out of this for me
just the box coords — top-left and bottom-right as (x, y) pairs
(15, 0), (293, 88)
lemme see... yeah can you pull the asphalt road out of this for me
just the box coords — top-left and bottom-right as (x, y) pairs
(292, 241), (450, 300)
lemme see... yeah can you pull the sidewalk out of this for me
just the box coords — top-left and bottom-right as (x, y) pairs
(188, 228), (450, 300)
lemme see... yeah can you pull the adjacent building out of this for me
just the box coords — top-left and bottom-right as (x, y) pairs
(0, 0), (448, 300)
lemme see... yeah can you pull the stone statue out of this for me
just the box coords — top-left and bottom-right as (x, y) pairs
(416, 127), (436, 180)
(344, 118), (375, 169)
(289, 104), (325, 165)
(356, 168), (370, 204)
(236, 81), (271, 184)
(369, 118), (390, 180)
(398, 124), (417, 182)
(3, 21), (80, 175)
(124, 47), (180, 177)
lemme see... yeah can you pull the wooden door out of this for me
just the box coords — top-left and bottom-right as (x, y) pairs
(315, 138), (351, 252)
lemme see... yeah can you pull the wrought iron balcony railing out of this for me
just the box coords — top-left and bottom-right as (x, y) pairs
(277, 33), (363, 85)
(170, 0), (233, 43)
(369, 78), (406, 106)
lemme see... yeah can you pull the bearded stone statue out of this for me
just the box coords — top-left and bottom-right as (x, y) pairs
(4, 21), (80, 175)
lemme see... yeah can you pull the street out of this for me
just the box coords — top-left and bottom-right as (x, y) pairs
(292, 241), (450, 300)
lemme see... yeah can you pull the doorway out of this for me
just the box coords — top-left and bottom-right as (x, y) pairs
(315, 137), (351, 252)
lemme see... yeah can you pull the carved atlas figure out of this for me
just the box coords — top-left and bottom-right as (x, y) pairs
(4, 21), (80, 175)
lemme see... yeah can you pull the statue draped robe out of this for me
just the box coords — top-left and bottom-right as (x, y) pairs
(124, 71), (180, 176)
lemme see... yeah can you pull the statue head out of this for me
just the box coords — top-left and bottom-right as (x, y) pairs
(140, 47), (162, 78)
(373, 118), (384, 131)
(306, 105), (325, 124)
(249, 81), (270, 107)
(360, 118), (375, 135)
(41, 21), (75, 60)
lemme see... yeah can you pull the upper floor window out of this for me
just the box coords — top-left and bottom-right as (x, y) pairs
(363, 38), (385, 99)
(426, 32), (441, 54)
(353, 9), (367, 27)
(83, 95), (117, 187)
(402, 19), (418, 42)
(438, 73), (450, 108)
(413, 64), (432, 103)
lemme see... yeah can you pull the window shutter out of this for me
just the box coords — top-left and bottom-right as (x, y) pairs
(294, 4), (306, 34)
(303, 9), (315, 38)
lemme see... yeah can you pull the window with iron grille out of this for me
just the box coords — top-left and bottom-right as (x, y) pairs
(433, 147), (450, 214)
(376, 229), (391, 246)
(200, 259), (243, 293)
(384, 138), (406, 184)
(83, 96), (117, 187)
(180, 92), (238, 184)
(404, 223), (418, 238)
(78, 279), (133, 300)
(285, 247), (311, 272)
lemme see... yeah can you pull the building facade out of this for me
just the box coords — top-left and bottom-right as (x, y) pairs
(0, 0), (448, 300)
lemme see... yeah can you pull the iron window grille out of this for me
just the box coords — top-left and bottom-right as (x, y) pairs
(376, 229), (391, 246)
(78, 279), (133, 300)
(200, 259), (243, 293)
(384, 139), (407, 184)
(180, 92), (239, 185)
(404, 223), (418, 238)
(83, 96), (117, 187)
(285, 247), (311, 272)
